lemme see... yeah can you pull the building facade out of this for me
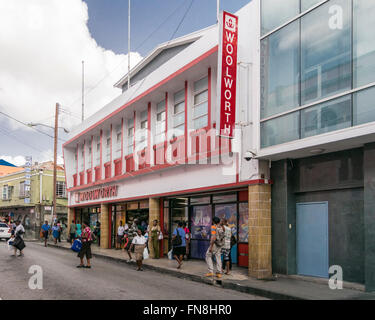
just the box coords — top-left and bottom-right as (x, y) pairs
(64, 0), (375, 289)
(63, 2), (273, 277)
(0, 161), (68, 239)
(258, 0), (375, 291)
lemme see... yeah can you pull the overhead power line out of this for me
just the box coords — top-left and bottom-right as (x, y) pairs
(0, 127), (44, 153)
(63, 0), (192, 115)
(0, 108), (66, 142)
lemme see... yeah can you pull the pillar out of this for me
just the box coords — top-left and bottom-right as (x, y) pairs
(148, 197), (160, 258)
(248, 184), (272, 279)
(100, 203), (109, 249)
(67, 207), (74, 225)
(364, 143), (375, 292)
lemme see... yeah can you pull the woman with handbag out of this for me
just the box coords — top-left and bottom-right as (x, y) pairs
(149, 220), (161, 259)
(172, 221), (186, 269)
(12, 220), (25, 257)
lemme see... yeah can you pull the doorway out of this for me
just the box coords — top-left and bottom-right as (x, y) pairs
(297, 202), (329, 278)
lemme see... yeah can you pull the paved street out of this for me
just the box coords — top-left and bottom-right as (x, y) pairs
(0, 241), (265, 300)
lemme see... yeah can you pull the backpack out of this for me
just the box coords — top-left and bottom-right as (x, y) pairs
(172, 228), (182, 246)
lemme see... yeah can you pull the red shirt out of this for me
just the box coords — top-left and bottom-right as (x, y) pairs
(81, 227), (92, 243)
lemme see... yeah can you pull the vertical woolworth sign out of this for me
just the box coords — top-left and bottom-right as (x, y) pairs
(217, 11), (239, 138)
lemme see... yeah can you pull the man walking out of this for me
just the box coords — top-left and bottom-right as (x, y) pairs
(69, 220), (76, 244)
(205, 216), (224, 278)
(41, 220), (51, 247)
(221, 218), (232, 275)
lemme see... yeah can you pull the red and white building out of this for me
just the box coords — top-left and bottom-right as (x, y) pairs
(63, 1), (272, 277)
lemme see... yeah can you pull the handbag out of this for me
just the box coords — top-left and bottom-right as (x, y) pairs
(158, 232), (163, 240)
(13, 236), (25, 251)
(172, 228), (182, 246)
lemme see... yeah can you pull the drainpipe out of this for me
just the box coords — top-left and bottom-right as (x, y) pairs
(39, 169), (43, 204)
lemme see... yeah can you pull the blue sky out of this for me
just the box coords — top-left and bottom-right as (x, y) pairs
(84, 0), (250, 56)
(0, 0), (250, 166)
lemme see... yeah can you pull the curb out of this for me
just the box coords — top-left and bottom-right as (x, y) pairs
(46, 243), (301, 300)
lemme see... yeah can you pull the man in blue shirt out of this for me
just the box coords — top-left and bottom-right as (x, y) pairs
(41, 221), (51, 247)
(172, 221), (186, 269)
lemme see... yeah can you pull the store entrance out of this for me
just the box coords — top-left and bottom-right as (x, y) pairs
(126, 209), (149, 232)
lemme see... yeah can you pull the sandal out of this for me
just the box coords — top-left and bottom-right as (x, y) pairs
(84, 265), (91, 269)
(76, 265), (84, 268)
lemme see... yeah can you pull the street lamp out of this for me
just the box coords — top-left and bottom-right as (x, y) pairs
(27, 122), (69, 133)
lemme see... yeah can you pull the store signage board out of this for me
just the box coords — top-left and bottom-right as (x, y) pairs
(217, 11), (239, 139)
(76, 185), (118, 203)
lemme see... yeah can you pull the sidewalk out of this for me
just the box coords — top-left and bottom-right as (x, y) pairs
(35, 240), (375, 300)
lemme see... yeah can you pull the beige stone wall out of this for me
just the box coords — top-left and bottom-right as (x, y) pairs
(67, 207), (74, 226)
(100, 203), (109, 249)
(248, 184), (272, 279)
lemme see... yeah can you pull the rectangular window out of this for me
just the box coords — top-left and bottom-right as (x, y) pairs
(80, 147), (84, 171)
(353, 1), (375, 88)
(95, 137), (100, 166)
(138, 110), (148, 151)
(261, 0), (300, 35)
(301, 95), (351, 138)
(155, 100), (166, 144)
(106, 133), (111, 162)
(301, 0), (351, 105)
(126, 118), (134, 155)
(173, 89), (185, 135)
(261, 112), (300, 148)
(87, 145), (92, 168)
(74, 153), (77, 171)
(19, 181), (25, 198)
(354, 86), (375, 126)
(56, 181), (67, 198)
(301, 0), (322, 12)
(193, 77), (208, 130)
(2, 185), (10, 200)
(115, 125), (122, 159)
(260, 20), (300, 119)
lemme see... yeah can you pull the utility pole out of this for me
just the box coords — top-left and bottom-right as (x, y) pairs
(53, 103), (59, 223)
(217, 0), (220, 22)
(127, 0), (131, 90)
(82, 60), (85, 122)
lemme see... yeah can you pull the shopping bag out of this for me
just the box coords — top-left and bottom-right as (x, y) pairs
(168, 249), (173, 260)
(7, 239), (14, 251)
(143, 247), (149, 260)
(71, 239), (82, 252)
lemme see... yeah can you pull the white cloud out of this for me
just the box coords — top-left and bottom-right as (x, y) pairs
(0, 155), (26, 167)
(0, 0), (142, 131)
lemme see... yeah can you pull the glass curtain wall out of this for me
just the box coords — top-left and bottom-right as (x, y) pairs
(260, 0), (375, 148)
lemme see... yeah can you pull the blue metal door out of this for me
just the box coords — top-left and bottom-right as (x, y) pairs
(296, 202), (329, 278)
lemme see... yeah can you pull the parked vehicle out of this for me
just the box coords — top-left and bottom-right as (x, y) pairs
(0, 223), (11, 240)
